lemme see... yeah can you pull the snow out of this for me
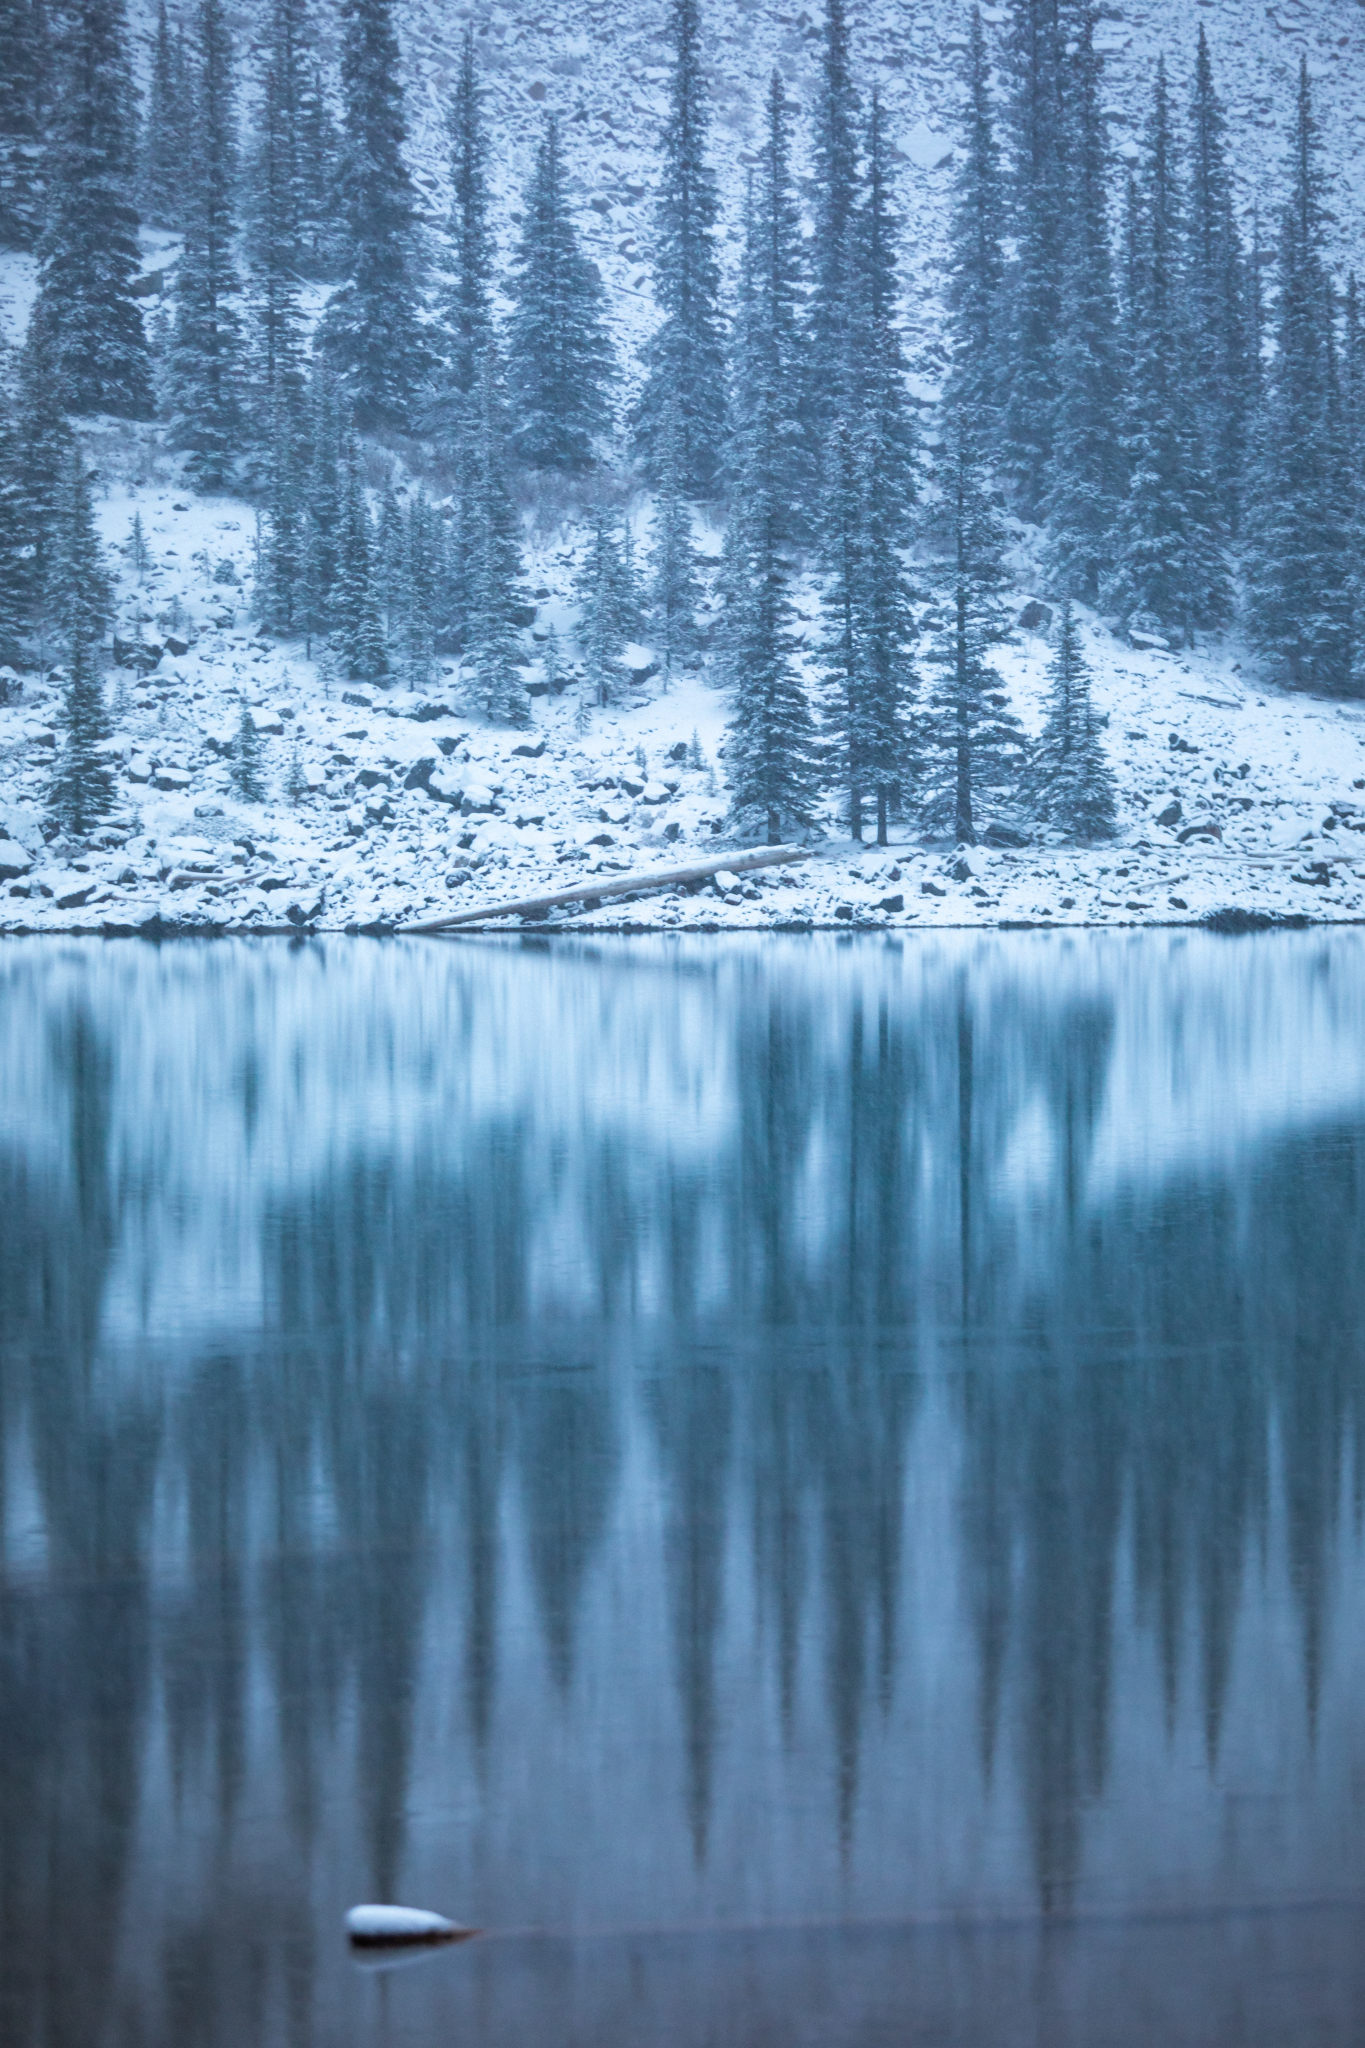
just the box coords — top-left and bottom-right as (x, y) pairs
(344, 1904), (466, 1943)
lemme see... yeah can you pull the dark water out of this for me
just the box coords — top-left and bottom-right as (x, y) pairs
(2, 932), (1365, 2047)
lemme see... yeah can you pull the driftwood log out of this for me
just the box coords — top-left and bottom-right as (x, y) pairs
(404, 845), (812, 933)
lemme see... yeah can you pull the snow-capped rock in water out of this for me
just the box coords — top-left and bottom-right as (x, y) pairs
(344, 1904), (473, 1946)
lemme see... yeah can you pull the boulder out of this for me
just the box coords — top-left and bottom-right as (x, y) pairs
(403, 757), (436, 793)
(251, 709), (285, 735)
(1154, 798), (1182, 828)
(879, 893), (905, 912)
(512, 738), (546, 758)
(1177, 820), (1222, 844)
(427, 767), (463, 805)
(640, 781), (671, 804)
(461, 783), (497, 813)
(1018, 600), (1053, 634)
(163, 634), (190, 657)
(982, 819), (1029, 848)
(152, 766), (191, 791)
(0, 838), (33, 882)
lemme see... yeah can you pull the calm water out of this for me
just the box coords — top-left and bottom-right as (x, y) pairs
(2, 931), (1365, 2047)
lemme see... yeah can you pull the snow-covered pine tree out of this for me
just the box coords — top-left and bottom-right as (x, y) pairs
(231, 697), (265, 798)
(576, 513), (629, 712)
(633, 0), (726, 496)
(15, 319), (77, 655)
(166, 0), (245, 489)
(855, 88), (918, 514)
(140, 0), (188, 230)
(804, 0), (860, 449)
(375, 478), (403, 633)
(47, 456), (115, 833)
(1245, 59), (1356, 694)
(462, 362), (529, 725)
(298, 62), (344, 276)
(923, 406), (1025, 846)
(1187, 26), (1253, 538)
(997, 0), (1065, 514)
(650, 392), (703, 687)
(1103, 58), (1231, 647)
(395, 493), (438, 690)
(335, 433), (386, 681)
(723, 79), (819, 846)
(433, 25), (494, 427)
(1041, 6), (1122, 603)
(506, 114), (615, 473)
(29, 0), (152, 417)
(244, 0), (315, 428)
(0, 362), (27, 665)
(1027, 597), (1116, 838)
(299, 367), (344, 649)
(317, 0), (429, 430)
(945, 9), (1005, 426)
(0, 0), (48, 250)
(257, 366), (307, 632)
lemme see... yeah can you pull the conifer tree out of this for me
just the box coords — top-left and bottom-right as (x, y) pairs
(334, 433), (386, 680)
(1245, 59), (1355, 692)
(47, 457), (115, 833)
(300, 368), (344, 648)
(395, 493), (438, 690)
(141, 0), (188, 230)
(30, 0), (152, 417)
(651, 393), (703, 685)
(923, 406), (1025, 845)
(1027, 598), (1116, 838)
(1187, 25), (1252, 535)
(727, 75), (807, 546)
(997, 0), (1065, 513)
(577, 513), (630, 711)
(435, 25), (494, 420)
(1042, 8), (1122, 602)
(945, 9), (1005, 423)
(0, 363), (28, 664)
(14, 318), (76, 651)
(1104, 59), (1231, 645)
(318, 0), (429, 429)
(0, 0), (48, 250)
(166, 0), (245, 489)
(634, 0), (726, 495)
(853, 89), (918, 525)
(258, 370), (308, 632)
(805, 0), (860, 436)
(463, 363), (528, 725)
(506, 114), (615, 473)
(245, 0), (314, 421)
(231, 698), (265, 798)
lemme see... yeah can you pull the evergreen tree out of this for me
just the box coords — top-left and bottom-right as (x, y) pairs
(435, 25), (494, 420)
(805, 0), (860, 436)
(14, 316), (76, 652)
(245, 0), (314, 421)
(633, 0), (726, 495)
(998, 0), (1065, 514)
(1042, 7), (1122, 602)
(49, 635), (115, 832)
(0, 360), (28, 664)
(576, 513), (629, 712)
(257, 368), (308, 632)
(297, 63), (344, 276)
(506, 114), (615, 472)
(0, 0), (48, 250)
(30, 0), (152, 417)
(1104, 59), (1231, 645)
(923, 406), (1025, 845)
(47, 452), (113, 654)
(300, 367), (344, 648)
(1187, 26), (1252, 534)
(1245, 59), (1355, 693)
(166, 0), (244, 489)
(395, 492), (438, 690)
(231, 697), (265, 798)
(317, 0), (429, 429)
(140, 0), (188, 230)
(650, 392), (704, 685)
(727, 75), (807, 547)
(1027, 598), (1116, 838)
(334, 433), (386, 680)
(462, 362), (528, 725)
(945, 8), (1005, 423)
(852, 88), (918, 527)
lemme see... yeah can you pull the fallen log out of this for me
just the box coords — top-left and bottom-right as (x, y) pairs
(403, 845), (812, 933)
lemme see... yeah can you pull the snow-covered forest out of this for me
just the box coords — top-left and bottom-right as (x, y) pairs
(3, 0), (1365, 932)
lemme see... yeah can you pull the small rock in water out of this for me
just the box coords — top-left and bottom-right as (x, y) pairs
(345, 1904), (474, 1948)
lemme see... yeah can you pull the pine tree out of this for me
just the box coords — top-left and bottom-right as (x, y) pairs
(317, 0), (429, 429)
(245, 0), (314, 425)
(1187, 26), (1252, 536)
(633, 0), (726, 495)
(434, 25), (494, 424)
(923, 406), (1025, 845)
(30, 0), (152, 417)
(1245, 59), (1355, 693)
(651, 392), (703, 686)
(506, 114), (616, 473)
(231, 698), (265, 798)
(0, 0), (48, 250)
(334, 433), (386, 680)
(166, 0), (244, 489)
(297, 62), (343, 276)
(805, 0), (860, 438)
(1041, 7), (1122, 602)
(851, 87), (918, 528)
(577, 513), (629, 711)
(998, 0), (1065, 514)
(945, 8), (1006, 424)
(463, 363), (528, 725)
(1104, 59), (1231, 646)
(0, 359), (28, 664)
(299, 367), (344, 648)
(395, 492), (438, 689)
(727, 75), (807, 547)
(1027, 598), (1116, 838)
(257, 368), (308, 631)
(49, 635), (115, 832)
(47, 452), (113, 654)
(14, 316), (76, 653)
(140, 0), (188, 230)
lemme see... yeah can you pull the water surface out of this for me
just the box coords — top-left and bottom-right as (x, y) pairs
(2, 931), (1364, 2046)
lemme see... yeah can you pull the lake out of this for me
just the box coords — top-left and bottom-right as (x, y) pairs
(1, 931), (1364, 2047)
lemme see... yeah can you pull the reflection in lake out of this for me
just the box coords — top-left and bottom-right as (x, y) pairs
(1, 932), (1364, 2046)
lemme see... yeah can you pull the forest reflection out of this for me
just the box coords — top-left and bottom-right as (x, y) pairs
(1, 934), (1364, 2048)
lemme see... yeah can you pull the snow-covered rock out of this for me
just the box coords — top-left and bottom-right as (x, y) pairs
(0, 838), (33, 881)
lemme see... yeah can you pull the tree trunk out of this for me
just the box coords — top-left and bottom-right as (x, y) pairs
(876, 787), (888, 846)
(767, 807), (780, 845)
